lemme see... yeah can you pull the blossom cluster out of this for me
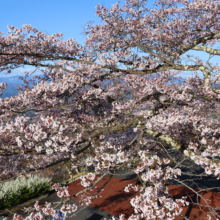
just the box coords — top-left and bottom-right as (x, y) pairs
(0, 0), (220, 219)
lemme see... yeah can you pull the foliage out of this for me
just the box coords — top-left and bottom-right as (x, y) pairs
(0, 175), (51, 209)
(0, 0), (220, 219)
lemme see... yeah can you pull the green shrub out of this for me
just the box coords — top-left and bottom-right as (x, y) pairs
(0, 175), (51, 209)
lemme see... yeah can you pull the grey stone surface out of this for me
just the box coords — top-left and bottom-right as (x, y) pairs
(1, 192), (114, 220)
(65, 206), (113, 220)
(38, 193), (114, 219)
(106, 167), (136, 180)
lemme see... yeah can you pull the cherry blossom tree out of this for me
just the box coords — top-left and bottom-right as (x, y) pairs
(1, 0), (220, 219)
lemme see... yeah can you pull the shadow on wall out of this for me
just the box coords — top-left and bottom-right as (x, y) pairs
(87, 213), (104, 220)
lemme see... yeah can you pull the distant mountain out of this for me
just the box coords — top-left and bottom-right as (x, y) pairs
(0, 75), (23, 83)
(0, 75), (22, 98)
(0, 75), (37, 98)
(0, 75), (218, 99)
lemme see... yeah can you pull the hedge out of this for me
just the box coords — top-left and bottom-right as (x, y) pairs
(0, 175), (51, 209)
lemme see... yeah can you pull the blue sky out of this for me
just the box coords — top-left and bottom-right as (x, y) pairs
(0, 0), (219, 79)
(0, 0), (142, 44)
(0, 0), (122, 77)
(0, 0), (154, 78)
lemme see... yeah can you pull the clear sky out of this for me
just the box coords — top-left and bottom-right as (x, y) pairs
(0, 0), (155, 78)
(0, 0), (154, 45)
(0, 0), (218, 79)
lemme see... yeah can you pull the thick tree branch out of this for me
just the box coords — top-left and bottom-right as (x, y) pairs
(192, 45), (220, 55)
